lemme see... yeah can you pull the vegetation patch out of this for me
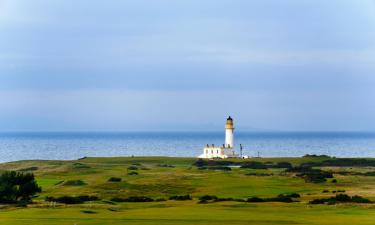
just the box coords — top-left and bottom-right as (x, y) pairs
(286, 166), (333, 183)
(301, 158), (375, 167)
(309, 194), (372, 204)
(127, 171), (138, 175)
(198, 166), (231, 171)
(108, 177), (122, 182)
(241, 161), (269, 169)
(247, 195), (295, 203)
(110, 196), (154, 202)
(127, 166), (138, 170)
(81, 210), (97, 214)
(62, 180), (87, 186)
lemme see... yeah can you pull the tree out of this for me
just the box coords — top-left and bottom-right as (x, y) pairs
(0, 171), (41, 203)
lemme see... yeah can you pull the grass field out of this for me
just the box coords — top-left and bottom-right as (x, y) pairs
(1, 156), (375, 225)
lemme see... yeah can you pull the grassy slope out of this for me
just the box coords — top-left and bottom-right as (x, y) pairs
(0, 156), (375, 225)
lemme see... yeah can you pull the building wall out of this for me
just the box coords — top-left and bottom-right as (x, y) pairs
(225, 128), (234, 148)
(201, 147), (224, 158)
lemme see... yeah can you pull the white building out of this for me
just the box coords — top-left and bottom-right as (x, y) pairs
(198, 116), (238, 159)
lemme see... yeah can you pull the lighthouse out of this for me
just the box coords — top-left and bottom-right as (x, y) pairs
(198, 116), (238, 159)
(225, 116), (234, 148)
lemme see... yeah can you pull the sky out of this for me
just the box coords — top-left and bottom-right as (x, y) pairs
(0, 0), (375, 131)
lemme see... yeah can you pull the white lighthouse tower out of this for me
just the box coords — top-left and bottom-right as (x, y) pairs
(198, 116), (238, 159)
(225, 116), (234, 148)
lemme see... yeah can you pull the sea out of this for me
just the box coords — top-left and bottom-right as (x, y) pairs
(0, 131), (375, 163)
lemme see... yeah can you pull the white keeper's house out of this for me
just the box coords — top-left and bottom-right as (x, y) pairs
(198, 116), (238, 159)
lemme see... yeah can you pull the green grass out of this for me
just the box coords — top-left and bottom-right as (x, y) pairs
(1, 156), (375, 225)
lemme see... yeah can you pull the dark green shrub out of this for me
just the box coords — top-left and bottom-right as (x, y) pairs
(309, 194), (372, 204)
(108, 177), (122, 182)
(199, 195), (218, 201)
(77, 195), (99, 201)
(241, 161), (268, 169)
(81, 210), (97, 214)
(110, 196), (154, 202)
(289, 167), (333, 183)
(267, 196), (294, 203)
(352, 195), (372, 203)
(247, 197), (265, 202)
(127, 166), (138, 170)
(62, 180), (87, 186)
(128, 171), (138, 175)
(275, 162), (293, 169)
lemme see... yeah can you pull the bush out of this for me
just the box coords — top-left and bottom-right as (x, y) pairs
(275, 162), (293, 169)
(108, 177), (122, 182)
(0, 171), (42, 204)
(199, 195), (218, 201)
(287, 167), (333, 183)
(247, 197), (265, 202)
(128, 171), (138, 175)
(110, 196), (154, 202)
(247, 195), (294, 203)
(241, 161), (268, 169)
(62, 180), (87, 186)
(127, 166), (138, 170)
(309, 194), (372, 204)
(267, 196), (294, 203)
(81, 210), (97, 214)
(169, 195), (192, 201)
(351, 195), (372, 203)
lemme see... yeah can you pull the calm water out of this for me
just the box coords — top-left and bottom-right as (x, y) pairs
(0, 132), (375, 163)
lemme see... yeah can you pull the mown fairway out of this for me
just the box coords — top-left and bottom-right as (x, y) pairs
(0, 156), (375, 225)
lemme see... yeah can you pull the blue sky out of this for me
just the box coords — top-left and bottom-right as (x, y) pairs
(0, 0), (375, 131)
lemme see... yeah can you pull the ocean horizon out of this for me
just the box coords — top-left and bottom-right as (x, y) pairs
(0, 131), (374, 163)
